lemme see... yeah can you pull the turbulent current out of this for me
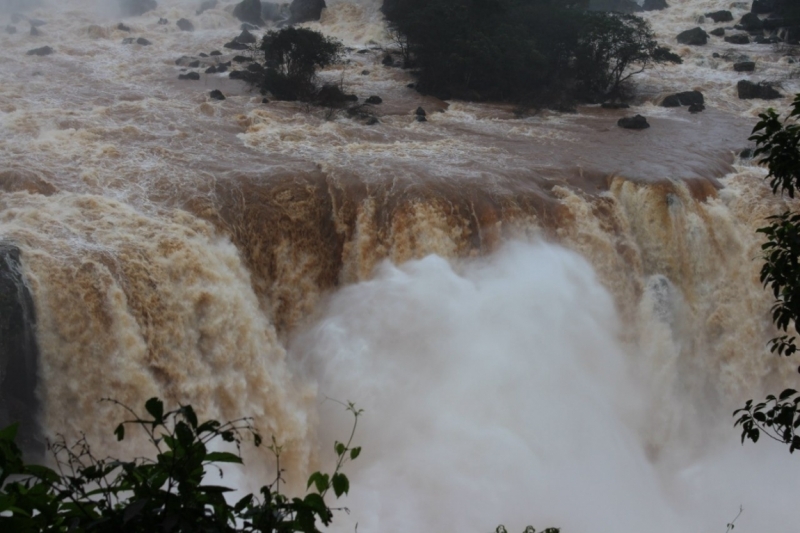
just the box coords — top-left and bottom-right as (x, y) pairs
(1, 0), (800, 530)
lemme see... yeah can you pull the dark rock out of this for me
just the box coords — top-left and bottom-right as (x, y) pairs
(158, 18), (169, 25)
(365, 117), (380, 125)
(205, 65), (218, 73)
(197, 0), (218, 15)
(209, 89), (226, 100)
(416, 115), (427, 122)
(710, 27), (726, 36)
(357, 49), (369, 54)
(739, 147), (754, 158)
(751, 0), (776, 14)
(30, 25), (41, 36)
(232, 55), (252, 63)
(262, 2), (290, 21)
(177, 18), (195, 31)
(224, 40), (249, 50)
(199, 52), (209, 57)
(407, 83), (415, 88)
(119, 0), (158, 17)
(262, 97), (270, 103)
(737, 79), (782, 99)
(617, 114), (650, 129)
(725, 33), (750, 43)
(642, 0), (668, 10)
(779, 26), (800, 45)
(688, 103), (705, 113)
(178, 72), (201, 80)
(26, 46), (53, 56)
(739, 12), (763, 31)
(661, 94), (681, 107)
(188, 60), (200, 67)
(676, 90), (704, 105)
(415, 106), (426, 116)
(210, 50), (222, 56)
(366, 95), (383, 104)
(233, 0), (264, 27)
(236, 29), (257, 44)
(382, 54), (394, 66)
(677, 27), (709, 45)
(216, 63), (228, 73)
(361, 69), (370, 75)
(246, 62), (263, 73)
(601, 102), (630, 109)
(229, 70), (246, 79)
(5, 25), (16, 34)
(117, 22), (131, 32)
(289, 0), (326, 23)
(0, 243), (43, 456)
(122, 37), (135, 44)
(705, 10), (733, 22)
(712, 52), (721, 57)
(734, 60), (756, 71)
(136, 37), (151, 45)
(587, 0), (643, 13)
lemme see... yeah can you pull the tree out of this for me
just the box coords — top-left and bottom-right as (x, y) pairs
(0, 397), (362, 532)
(256, 27), (343, 101)
(734, 93), (800, 452)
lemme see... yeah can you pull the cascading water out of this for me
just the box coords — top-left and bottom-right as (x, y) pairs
(1, 0), (799, 529)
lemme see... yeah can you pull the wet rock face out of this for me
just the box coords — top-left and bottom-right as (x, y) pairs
(0, 244), (42, 455)
(289, 0), (326, 23)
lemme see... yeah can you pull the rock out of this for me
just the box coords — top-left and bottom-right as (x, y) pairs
(210, 50), (222, 56)
(734, 60), (756, 71)
(240, 23), (259, 31)
(188, 60), (201, 67)
(739, 147), (754, 158)
(407, 83), (415, 88)
(177, 18), (195, 31)
(706, 10), (733, 22)
(262, 97), (270, 103)
(224, 40), (249, 50)
(601, 102), (630, 109)
(617, 114), (650, 129)
(158, 18), (168, 25)
(738, 12), (763, 31)
(209, 89), (226, 100)
(587, 0), (643, 13)
(26, 46), (53, 56)
(246, 62), (263, 73)
(262, 2), (290, 22)
(779, 26), (800, 45)
(119, 0), (158, 17)
(688, 103), (705, 113)
(117, 22), (131, 32)
(216, 63), (228, 73)
(710, 27), (726, 36)
(136, 37), (151, 45)
(361, 69), (370, 75)
(0, 243), (44, 455)
(677, 27), (709, 45)
(712, 52), (721, 57)
(642, 0), (668, 10)
(725, 33), (751, 43)
(236, 29), (257, 44)
(289, 0), (326, 23)
(5, 25), (16, 34)
(232, 55), (252, 63)
(199, 52), (208, 57)
(416, 115), (427, 122)
(676, 90), (704, 105)
(233, 0), (264, 27)
(366, 95), (383, 104)
(751, 0), (776, 14)
(737, 79), (782, 99)
(197, 0), (218, 15)
(179, 72), (201, 80)
(382, 54), (394, 66)
(229, 70), (246, 79)
(30, 25), (41, 36)
(661, 94), (681, 107)
(365, 117), (380, 125)
(205, 65), (218, 73)
(415, 107), (426, 117)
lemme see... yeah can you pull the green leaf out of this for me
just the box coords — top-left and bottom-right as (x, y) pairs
(145, 397), (164, 423)
(205, 452), (243, 464)
(335, 442), (346, 456)
(114, 423), (125, 441)
(234, 494), (253, 513)
(307, 472), (329, 493)
(331, 472), (349, 497)
(181, 405), (198, 429)
(780, 389), (797, 400)
(123, 499), (148, 523)
(350, 446), (361, 460)
(303, 492), (328, 515)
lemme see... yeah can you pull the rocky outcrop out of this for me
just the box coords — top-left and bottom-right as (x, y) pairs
(289, 0), (326, 23)
(710, 27), (725, 36)
(0, 244), (42, 455)
(119, 0), (157, 17)
(737, 80), (782, 99)
(642, 0), (668, 11)
(677, 27), (709, 45)
(618, 114), (650, 129)
(233, 0), (264, 27)
(738, 12), (764, 31)
(706, 10), (733, 22)
(751, 0), (776, 14)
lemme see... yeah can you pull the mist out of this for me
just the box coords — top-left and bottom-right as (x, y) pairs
(292, 242), (798, 533)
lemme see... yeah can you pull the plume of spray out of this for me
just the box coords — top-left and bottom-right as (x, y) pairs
(291, 241), (799, 533)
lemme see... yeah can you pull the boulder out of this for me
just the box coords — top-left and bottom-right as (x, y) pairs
(382, 54), (394, 66)
(232, 55), (252, 63)
(117, 22), (131, 32)
(199, 52), (208, 57)
(366, 116), (380, 125)
(737, 80), (782, 99)
(725, 33), (750, 43)
(751, 0), (776, 14)
(136, 37), (151, 45)
(677, 27), (709, 45)
(210, 50), (222, 55)
(233, 0), (264, 27)
(119, 0), (158, 17)
(710, 27), (725, 36)
(618, 114), (650, 129)
(178, 72), (201, 80)
(416, 115), (427, 122)
(734, 60), (756, 71)
(688, 103), (705, 113)
(177, 18), (195, 31)
(224, 40), (249, 50)
(738, 12), (763, 31)
(415, 107), (427, 116)
(705, 10), (733, 22)
(289, 0), (326, 23)
(197, 0), (218, 15)
(188, 60), (201, 67)
(205, 65), (218, 73)
(366, 95), (383, 104)
(661, 94), (681, 107)
(642, 0), (668, 10)
(236, 28), (257, 44)
(209, 89), (226, 100)
(676, 90), (704, 105)
(26, 46), (53, 56)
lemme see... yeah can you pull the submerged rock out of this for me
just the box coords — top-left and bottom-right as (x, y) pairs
(734, 61), (756, 71)
(136, 37), (151, 45)
(26, 46), (53, 56)
(177, 18), (195, 32)
(209, 89), (226, 100)
(617, 114), (650, 129)
(178, 72), (201, 80)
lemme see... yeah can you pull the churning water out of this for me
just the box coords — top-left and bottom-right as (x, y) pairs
(1, 0), (799, 530)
